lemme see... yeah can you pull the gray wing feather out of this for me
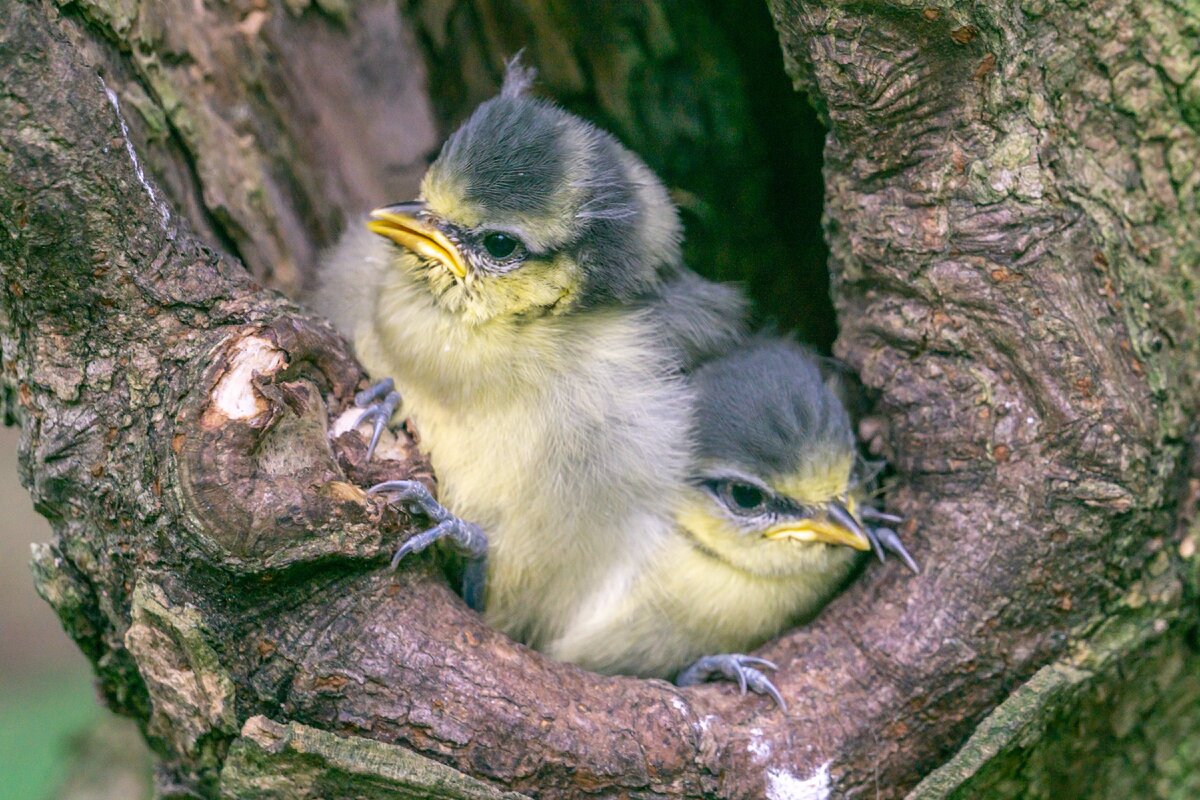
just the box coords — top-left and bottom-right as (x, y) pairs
(643, 268), (749, 372)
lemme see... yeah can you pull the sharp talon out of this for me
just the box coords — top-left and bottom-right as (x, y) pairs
(676, 654), (786, 710)
(369, 480), (443, 519)
(355, 389), (400, 461)
(749, 674), (787, 712)
(366, 418), (385, 461)
(390, 541), (414, 570)
(866, 528), (887, 563)
(875, 527), (921, 574)
(860, 506), (903, 525)
(739, 656), (777, 671)
(390, 519), (451, 567)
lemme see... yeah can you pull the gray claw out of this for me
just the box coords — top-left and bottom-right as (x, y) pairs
(355, 377), (395, 406)
(370, 479), (442, 518)
(369, 480), (488, 567)
(860, 507), (903, 525)
(866, 527), (887, 563)
(871, 526), (920, 574)
(390, 518), (458, 567)
(860, 506), (920, 574)
(355, 379), (400, 461)
(677, 654), (786, 711)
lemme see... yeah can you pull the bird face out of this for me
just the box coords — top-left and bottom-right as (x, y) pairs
(682, 338), (872, 578)
(368, 200), (586, 324)
(367, 63), (681, 325)
(678, 455), (871, 579)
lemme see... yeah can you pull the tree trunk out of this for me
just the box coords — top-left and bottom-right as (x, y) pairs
(2, 1), (1197, 798)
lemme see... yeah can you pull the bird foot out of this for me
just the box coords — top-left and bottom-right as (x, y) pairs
(369, 480), (488, 609)
(859, 506), (920, 574)
(677, 654), (786, 711)
(355, 378), (401, 461)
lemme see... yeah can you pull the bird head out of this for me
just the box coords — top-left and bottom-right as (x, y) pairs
(366, 58), (682, 325)
(678, 338), (872, 579)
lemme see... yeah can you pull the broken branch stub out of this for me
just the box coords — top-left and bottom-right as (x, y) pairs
(172, 318), (430, 573)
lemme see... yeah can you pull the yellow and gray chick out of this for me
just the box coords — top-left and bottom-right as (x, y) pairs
(545, 337), (917, 708)
(312, 60), (747, 646)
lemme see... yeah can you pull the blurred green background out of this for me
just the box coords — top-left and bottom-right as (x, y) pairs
(0, 428), (151, 800)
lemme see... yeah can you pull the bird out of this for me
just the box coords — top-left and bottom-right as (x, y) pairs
(542, 337), (918, 708)
(310, 57), (748, 649)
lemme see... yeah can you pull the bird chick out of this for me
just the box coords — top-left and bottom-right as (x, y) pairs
(311, 59), (746, 648)
(545, 338), (917, 708)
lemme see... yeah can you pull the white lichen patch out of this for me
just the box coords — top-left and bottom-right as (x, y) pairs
(746, 727), (771, 763)
(766, 761), (832, 800)
(210, 335), (286, 420)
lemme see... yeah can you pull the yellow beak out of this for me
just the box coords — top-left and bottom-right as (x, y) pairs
(763, 507), (871, 552)
(367, 206), (468, 279)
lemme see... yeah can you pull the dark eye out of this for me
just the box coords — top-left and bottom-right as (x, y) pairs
(724, 482), (767, 514)
(482, 232), (521, 260)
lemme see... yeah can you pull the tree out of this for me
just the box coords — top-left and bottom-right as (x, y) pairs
(2, 0), (1197, 797)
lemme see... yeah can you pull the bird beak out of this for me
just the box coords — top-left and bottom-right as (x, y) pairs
(763, 500), (872, 551)
(367, 202), (468, 280)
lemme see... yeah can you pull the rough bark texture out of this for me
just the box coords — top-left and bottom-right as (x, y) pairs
(2, 0), (1198, 798)
(59, 0), (440, 297)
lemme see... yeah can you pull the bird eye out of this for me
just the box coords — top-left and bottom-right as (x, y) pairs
(724, 482), (767, 515)
(482, 232), (521, 260)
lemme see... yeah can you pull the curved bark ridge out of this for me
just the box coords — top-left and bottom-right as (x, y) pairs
(770, 0), (1199, 793)
(58, 0), (439, 295)
(2, 1), (1197, 799)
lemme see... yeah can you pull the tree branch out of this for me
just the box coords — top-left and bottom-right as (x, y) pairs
(3, 0), (1197, 798)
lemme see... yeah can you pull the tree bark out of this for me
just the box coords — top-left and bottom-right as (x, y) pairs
(2, 1), (1197, 798)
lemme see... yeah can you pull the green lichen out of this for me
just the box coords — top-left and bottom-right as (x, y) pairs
(125, 580), (238, 791)
(220, 717), (531, 800)
(967, 128), (1044, 203)
(908, 605), (1200, 800)
(67, 0), (141, 39)
(121, 81), (169, 140)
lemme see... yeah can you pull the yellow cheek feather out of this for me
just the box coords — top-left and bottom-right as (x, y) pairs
(676, 500), (742, 555)
(484, 253), (581, 318)
(675, 469), (867, 580)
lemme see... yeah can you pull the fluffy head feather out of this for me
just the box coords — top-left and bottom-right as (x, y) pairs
(417, 56), (682, 314)
(693, 337), (853, 488)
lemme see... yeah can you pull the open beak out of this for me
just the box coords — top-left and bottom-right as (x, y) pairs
(763, 500), (871, 551)
(367, 202), (468, 279)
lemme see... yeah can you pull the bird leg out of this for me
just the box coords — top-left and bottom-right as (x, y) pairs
(354, 378), (401, 461)
(368, 480), (488, 611)
(859, 506), (920, 574)
(676, 654), (786, 711)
